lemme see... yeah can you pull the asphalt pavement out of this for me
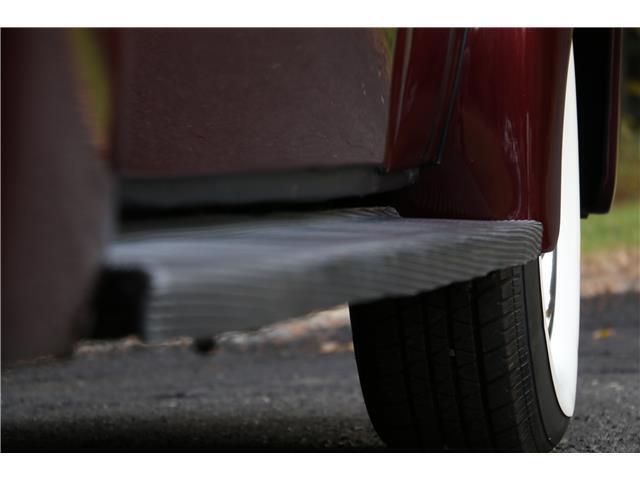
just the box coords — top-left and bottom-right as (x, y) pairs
(2, 292), (638, 452)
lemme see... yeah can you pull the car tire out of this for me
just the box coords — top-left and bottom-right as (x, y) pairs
(350, 261), (569, 451)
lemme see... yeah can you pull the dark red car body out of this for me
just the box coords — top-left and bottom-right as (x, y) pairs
(1, 28), (622, 363)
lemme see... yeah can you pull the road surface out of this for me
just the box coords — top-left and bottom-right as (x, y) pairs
(2, 292), (638, 452)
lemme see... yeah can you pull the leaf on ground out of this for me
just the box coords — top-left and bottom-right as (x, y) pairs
(319, 341), (354, 354)
(592, 328), (616, 340)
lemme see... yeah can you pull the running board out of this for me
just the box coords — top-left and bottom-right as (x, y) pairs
(104, 207), (542, 340)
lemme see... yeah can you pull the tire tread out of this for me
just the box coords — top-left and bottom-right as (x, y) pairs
(350, 266), (551, 451)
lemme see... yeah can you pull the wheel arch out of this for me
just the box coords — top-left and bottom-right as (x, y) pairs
(573, 28), (622, 217)
(392, 28), (573, 253)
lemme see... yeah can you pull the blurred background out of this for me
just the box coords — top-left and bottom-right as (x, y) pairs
(581, 28), (640, 296)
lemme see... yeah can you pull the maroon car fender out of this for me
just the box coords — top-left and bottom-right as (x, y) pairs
(391, 28), (573, 252)
(383, 28), (467, 171)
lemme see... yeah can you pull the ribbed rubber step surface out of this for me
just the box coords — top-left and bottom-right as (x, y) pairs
(106, 207), (542, 340)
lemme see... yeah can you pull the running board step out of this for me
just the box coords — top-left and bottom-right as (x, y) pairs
(105, 207), (542, 340)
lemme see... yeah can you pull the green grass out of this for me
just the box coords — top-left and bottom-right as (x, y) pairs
(582, 199), (640, 253)
(581, 115), (640, 253)
(614, 116), (640, 203)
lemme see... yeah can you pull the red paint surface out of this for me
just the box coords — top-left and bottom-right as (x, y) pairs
(384, 28), (466, 170)
(112, 29), (392, 176)
(111, 28), (464, 177)
(394, 28), (573, 252)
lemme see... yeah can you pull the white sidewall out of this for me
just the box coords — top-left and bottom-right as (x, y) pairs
(539, 46), (581, 417)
